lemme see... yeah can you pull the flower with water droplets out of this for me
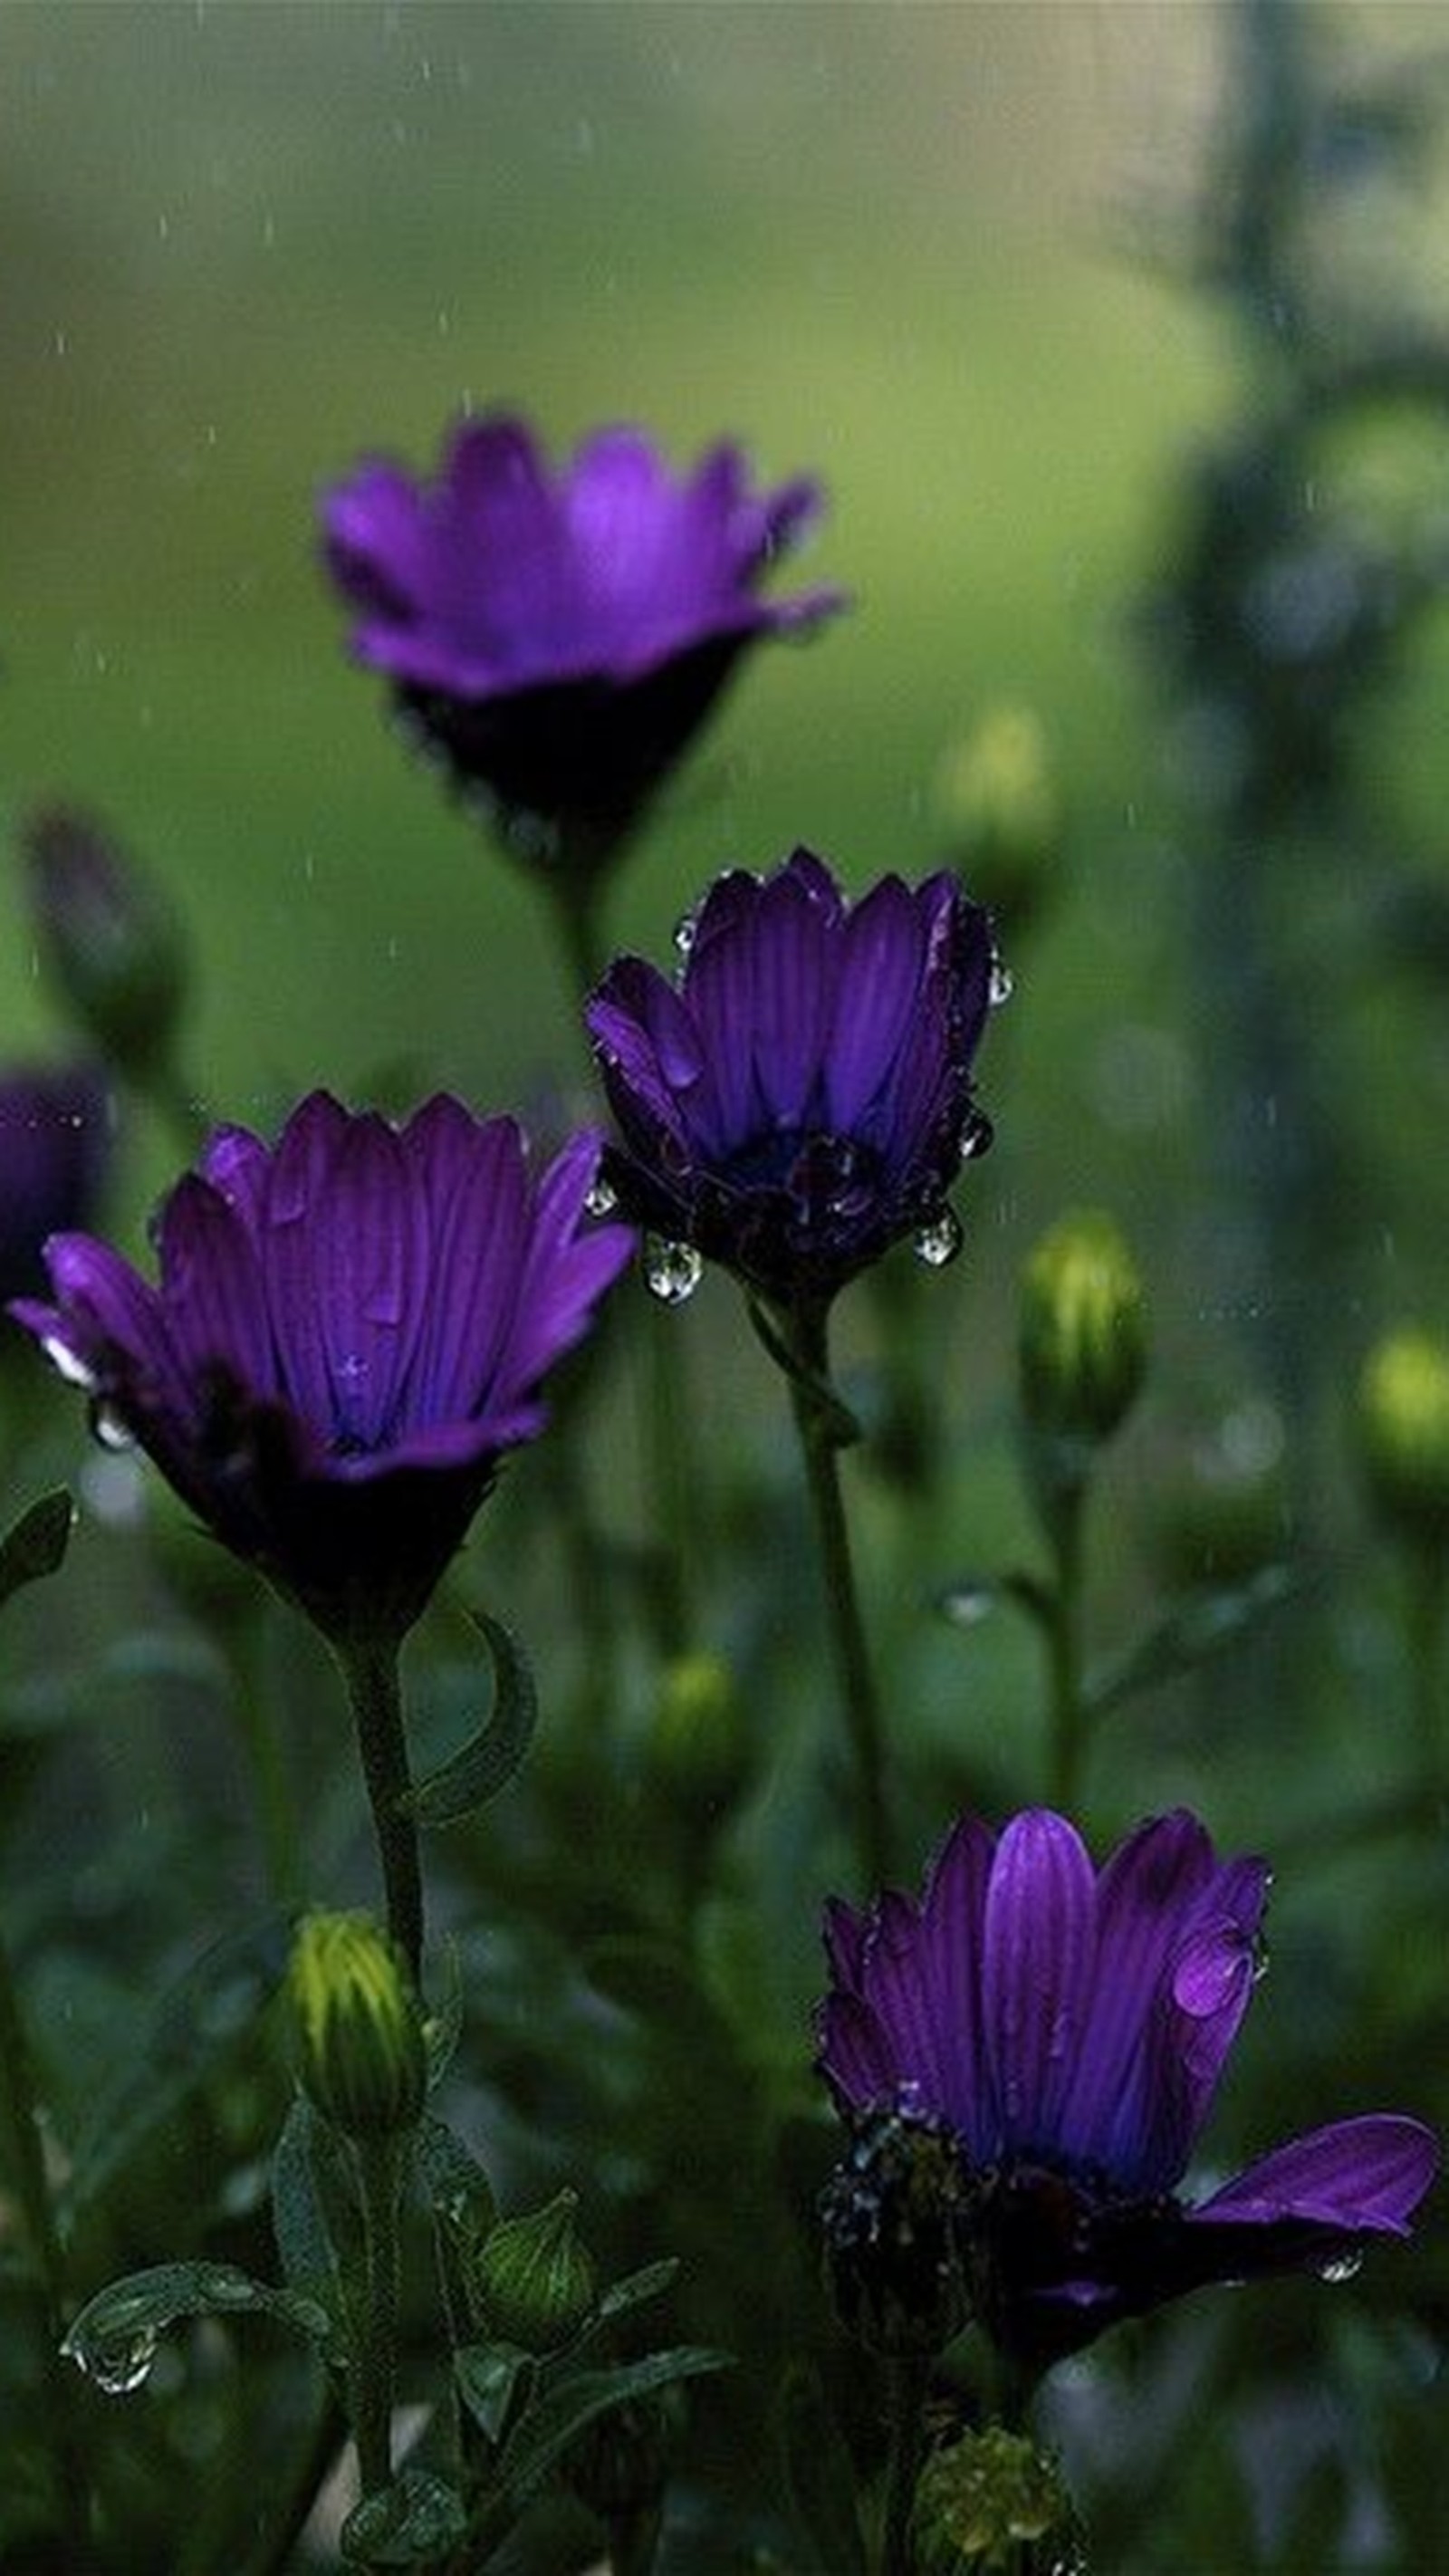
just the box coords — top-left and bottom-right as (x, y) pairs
(587, 848), (994, 1308)
(12, 1091), (631, 1646)
(817, 1806), (1437, 2372)
(322, 414), (844, 880)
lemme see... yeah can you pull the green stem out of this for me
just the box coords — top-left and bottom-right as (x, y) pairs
(1406, 1548), (1447, 1793)
(784, 1300), (892, 1889)
(337, 1638), (424, 1984)
(544, 872), (608, 1002)
(350, 2138), (405, 2500)
(225, 1609), (302, 1908)
(0, 1924), (93, 2565)
(880, 2355), (929, 2576)
(1045, 1487), (1088, 1814)
(640, 1296), (699, 1658)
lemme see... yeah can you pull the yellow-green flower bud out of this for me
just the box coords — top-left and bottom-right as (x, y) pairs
(287, 1910), (427, 2141)
(647, 1651), (750, 1825)
(1019, 1210), (1147, 1449)
(913, 2427), (1084, 2576)
(1357, 1329), (1449, 1547)
(23, 806), (187, 1086)
(936, 706), (1061, 935)
(474, 2188), (597, 2352)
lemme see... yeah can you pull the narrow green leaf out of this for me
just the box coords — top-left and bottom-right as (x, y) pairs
(404, 1608), (537, 1827)
(1086, 1564), (1294, 1718)
(62, 2260), (330, 2391)
(779, 2363), (868, 2576)
(0, 1489), (73, 1615)
(271, 2099), (350, 2357)
(497, 2345), (730, 2502)
(456, 2341), (537, 2444)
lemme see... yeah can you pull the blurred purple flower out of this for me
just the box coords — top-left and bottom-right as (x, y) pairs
(12, 1091), (631, 1643)
(322, 415), (843, 874)
(818, 1807), (1437, 2369)
(586, 848), (994, 1306)
(0, 1064), (109, 1307)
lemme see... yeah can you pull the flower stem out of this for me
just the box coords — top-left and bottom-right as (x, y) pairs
(350, 2136), (405, 2499)
(784, 1300), (892, 1889)
(1406, 1547), (1447, 1795)
(337, 1638), (425, 1985)
(880, 2356), (929, 2576)
(0, 1924), (93, 2565)
(1045, 1485), (1088, 1814)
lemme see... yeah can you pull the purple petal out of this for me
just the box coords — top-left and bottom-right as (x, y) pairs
(496, 1129), (632, 1392)
(826, 877), (926, 1129)
(1191, 2116), (1439, 2235)
(981, 1811), (1098, 2158)
(321, 461), (434, 624)
(912, 1812), (998, 2148)
(403, 1108), (530, 1422)
(1057, 1811), (1220, 2183)
(816, 1990), (901, 2112)
(745, 863), (835, 1124)
(157, 1176), (274, 1396)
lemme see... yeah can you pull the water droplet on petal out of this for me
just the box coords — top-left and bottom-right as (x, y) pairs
(66, 2325), (158, 2395)
(643, 1235), (703, 1306)
(988, 954), (1014, 1006)
(913, 1208), (963, 1269)
(957, 1113), (993, 1166)
(584, 1174), (618, 1218)
(1318, 2249), (1362, 2285)
(673, 909), (698, 959)
(88, 1398), (136, 1454)
(1251, 1931), (1270, 1984)
(43, 1335), (97, 1392)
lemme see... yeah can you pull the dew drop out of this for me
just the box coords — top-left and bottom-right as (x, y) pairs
(913, 1208), (963, 1269)
(672, 909), (697, 959)
(584, 1174), (618, 1218)
(988, 954), (1014, 1007)
(43, 1334), (97, 1392)
(643, 1235), (703, 1305)
(938, 1581), (996, 1628)
(957, 1112), (993, 1167)
(89, 1399), (136, 1454)
(1318, 2249), (1362, 2285)
(66, 2325), (158, 2395)
(1251, 1931), (1270, 1984)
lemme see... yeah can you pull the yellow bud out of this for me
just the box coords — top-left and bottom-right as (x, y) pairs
(936, 706), (1061, 932)
(1019, 1209), (1147, 1448)
(1357, 1329), (1449, 1545)
(287, 1910), (427, 2140)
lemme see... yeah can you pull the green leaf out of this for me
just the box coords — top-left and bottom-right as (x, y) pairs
(1085, 1564), (1294, 1718)
(404, 1608), (537, 1827)
(456, 2341), (537, 2444)
(0, 1489), (73, 1615)
(422, 1938), (465, 2087)
(779, 2363), (868, 2576)
(66, 1915), (291, 2210)
(497, 2346), (730, 2502)
(341, 2468), (467, 2565)
(270, 2099), (350, 2356)
(62, 2260), (330, 2391)
(417, 2112), (495, 2233)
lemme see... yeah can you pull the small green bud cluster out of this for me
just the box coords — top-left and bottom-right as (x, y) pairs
(1019, 1210), (1147, 1454)
(23, 806), (187, 1088)
(287, 1909), (427, 2141)
(936, 705), (1061, 936)
(912, 2426), (1085, 2575)
(1356, 1328), (1449, 1550)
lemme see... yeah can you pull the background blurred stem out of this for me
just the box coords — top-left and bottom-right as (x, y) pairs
(1405, 1550), (1447, 1796)
(879, 2355), (929, 2576)
(0, 1924), (93, 2567)
(338, 1638), (425, 1983)
(222, 1607), (303, 1908)
(1044, 1486), (1088, 1814)
(785, 1299), (891, 1889)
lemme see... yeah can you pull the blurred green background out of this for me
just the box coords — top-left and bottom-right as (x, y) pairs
(0, 0), (1227, 1128)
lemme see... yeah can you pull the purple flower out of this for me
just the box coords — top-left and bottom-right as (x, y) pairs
(817, 1807), (1437, 2368)
(11, 1091), (631, 1643)
(586, 848), (995, 1305)
(322, 415), (843, 873)
(0, 1064), (110, 1308)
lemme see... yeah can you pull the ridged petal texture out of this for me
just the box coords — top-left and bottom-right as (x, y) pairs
(13, 1091), (631, 1641)
(817, 1805), (1437, 2363)
(322, 415), (843, 864)
(588, 848), (994, 1301)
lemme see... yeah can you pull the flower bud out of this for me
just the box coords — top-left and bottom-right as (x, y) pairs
(647, 1651), (751, 1827)
(287, 1910), (427, 2141)
(473, 2188), (597, 2351)
(1019, 1210), (1147, 1450)
(913, 2427), (1084, 2575)
(936, 706), (1061, 936)
(22, 805), (187, 1085)
(565, 2389), (682, 2521)
(819, 2109), (971, 2358)
(1357, 1329), (1449, 1547)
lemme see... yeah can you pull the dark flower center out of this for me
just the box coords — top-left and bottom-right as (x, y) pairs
(721, 1124), (881, 1226)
